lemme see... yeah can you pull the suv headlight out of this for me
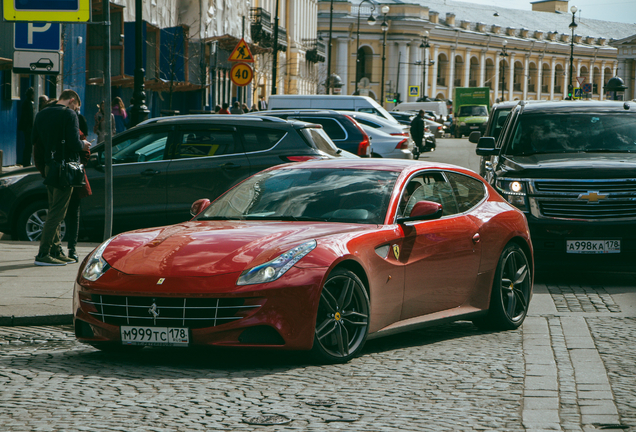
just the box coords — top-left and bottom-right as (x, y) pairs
(0, 174), (28, 189)
(496, 179), (528, 211)
(237, 240), (317, 286)
(81, 237), (115, 281)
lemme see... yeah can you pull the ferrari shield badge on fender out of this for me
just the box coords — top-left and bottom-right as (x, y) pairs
(392, 245), (400, 260)
(157, 278), (165, 285)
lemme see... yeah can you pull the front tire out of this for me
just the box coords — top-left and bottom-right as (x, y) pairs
(16, 201), (67, 242)
(311, 268), (370, 363)
(473, 243), (532, 330)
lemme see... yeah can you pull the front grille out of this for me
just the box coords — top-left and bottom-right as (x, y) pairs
(538, 200), (636, 219)
(535, 180), (636, 193)
(531, 179), (636, 221)
(87, 295), (260, 329)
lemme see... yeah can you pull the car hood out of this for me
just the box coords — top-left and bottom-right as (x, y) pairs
(501, 152), (636, 179)
(101, 221), (370, 277)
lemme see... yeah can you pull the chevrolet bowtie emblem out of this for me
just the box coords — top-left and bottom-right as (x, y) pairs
(578, 191), (607, 203)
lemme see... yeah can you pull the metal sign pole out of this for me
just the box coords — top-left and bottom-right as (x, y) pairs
(103, 0), (113, 240)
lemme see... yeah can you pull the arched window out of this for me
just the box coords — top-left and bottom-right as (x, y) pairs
(437, 53), (448, 87)
(356, 46), (374, 83)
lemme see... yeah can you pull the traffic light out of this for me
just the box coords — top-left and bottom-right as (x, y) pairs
(567, 84), (573, 100)
(393, 93), (400, 104)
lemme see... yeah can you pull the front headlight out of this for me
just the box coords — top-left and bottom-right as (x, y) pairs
(0, 174), (28, 189)
(237, 240), (317, 286)
(495, 179), (528, 211)
(81, 237), (115, 281)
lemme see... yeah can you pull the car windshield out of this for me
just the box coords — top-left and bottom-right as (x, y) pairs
(505, 112), (636, 156)
(198, 168), (399, 224)
(459, 106), (488, 117)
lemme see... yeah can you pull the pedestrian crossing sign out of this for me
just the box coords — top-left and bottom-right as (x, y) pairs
(228, 39), (254, 63)
(409, 86), (420, 97)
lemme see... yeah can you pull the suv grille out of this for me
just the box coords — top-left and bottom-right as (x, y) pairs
(87, 295), (261, 329)
(532, 179), (636, 220)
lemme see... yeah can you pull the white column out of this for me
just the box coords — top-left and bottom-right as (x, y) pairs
(550, 56), (556, 100)
(508, 52), (515, 101)
(463, 48), (471, 87)
(494, 53), (500, 102)
(431, 45), (439, 97)
(589, 61), (595, 99)
(537, 58), (543, 100)
(397, 42), (409, 102)
(632, 60), (636, 100)
(409, 42), (420, 101)
(523, 54), (529, 100)
(576, 59), (582, 84)
(448, 48), (456, 99)
(337, 38), (349, 95)
(479, 50), (486, 87)
(600, 60), (606, 100)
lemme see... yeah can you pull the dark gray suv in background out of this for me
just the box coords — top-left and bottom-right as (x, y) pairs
(0, 115), (348, 241)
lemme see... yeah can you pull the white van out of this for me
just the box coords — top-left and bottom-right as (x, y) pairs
(394, 101), (449, 120)
(268, 95), (399, 124)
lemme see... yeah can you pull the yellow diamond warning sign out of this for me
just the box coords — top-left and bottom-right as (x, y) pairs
(228, 38), (254, 63)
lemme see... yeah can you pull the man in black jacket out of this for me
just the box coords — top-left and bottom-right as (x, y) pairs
(410, 110), (426, 156)
(33, 89), (91, 266)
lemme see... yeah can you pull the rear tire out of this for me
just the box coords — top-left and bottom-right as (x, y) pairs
(473, 243), (532, 330)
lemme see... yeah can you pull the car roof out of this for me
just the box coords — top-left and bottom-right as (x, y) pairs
(137, 114), (293, 127)
(248, 109), (346, 116)
(517, 100), (636, 113)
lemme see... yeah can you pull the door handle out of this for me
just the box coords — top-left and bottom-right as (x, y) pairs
(220, 163), (241, 170)
(141, 169), (161, 176)
(472, 233), (481, 243)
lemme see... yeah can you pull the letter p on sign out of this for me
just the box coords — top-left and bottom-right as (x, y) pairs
(28, 23), (51, 44)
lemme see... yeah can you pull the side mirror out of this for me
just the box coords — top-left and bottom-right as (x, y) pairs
(476, 137), (498, 156)
(190, 198), (211, 217)
(468, 131), (482, 144)
(397, 201), (443, 223)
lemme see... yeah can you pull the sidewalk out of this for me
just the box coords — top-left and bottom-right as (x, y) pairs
(0, 240), (99, 326)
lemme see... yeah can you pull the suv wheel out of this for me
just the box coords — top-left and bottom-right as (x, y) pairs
(16, 201), (66, 242)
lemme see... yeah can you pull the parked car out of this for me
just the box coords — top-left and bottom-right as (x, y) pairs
(338, 110), (409, 136)
(360, 124), (414, 159)
(476, 100), (636, 269)
(73, 158), (533, 363)
(0, 115), (349, 241)
(469, 100), (518, 177)
(267, 95), (397, 123)
(389, 111), (416, 125)
(248, 110), (372, 157)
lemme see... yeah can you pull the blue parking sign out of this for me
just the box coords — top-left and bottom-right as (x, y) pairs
(14, 23), (61, 51)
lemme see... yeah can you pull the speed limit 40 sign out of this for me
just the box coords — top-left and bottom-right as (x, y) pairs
(230, 62), (253, 87)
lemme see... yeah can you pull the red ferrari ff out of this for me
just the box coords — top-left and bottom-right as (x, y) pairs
(73, 159), (533, 363)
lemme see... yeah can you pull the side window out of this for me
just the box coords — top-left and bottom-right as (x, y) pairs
(241, 128), (286, 152)
(294, 117), (347, 140)
(446, 172), (486, 213)
(357, 107), (380, 115)
(176, 128), (239, 158)
(355, 118), (381, 129)
(109, 130), (169, 164)
(400, 171), (459, 218)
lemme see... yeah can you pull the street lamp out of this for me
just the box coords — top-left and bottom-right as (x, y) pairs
(355, 0), (376, 95)
(380, 6), (389, 105)
(500, 39), (508, 102)
(419, 31), (435, 101)
(568, 5), (578, 99)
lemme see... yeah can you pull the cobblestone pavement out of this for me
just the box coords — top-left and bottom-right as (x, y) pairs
(0, 272), (635, 431)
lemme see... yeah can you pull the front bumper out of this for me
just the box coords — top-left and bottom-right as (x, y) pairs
(73, 265), (329, 350)
(458, 123), (486, 136)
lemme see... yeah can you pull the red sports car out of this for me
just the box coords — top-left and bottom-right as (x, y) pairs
(73, 159), (533, 363)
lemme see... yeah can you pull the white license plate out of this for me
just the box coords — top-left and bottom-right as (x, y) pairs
(120, 326), (189, 346)
(566, 240), (620, 254)
(470, 126), (479, 129)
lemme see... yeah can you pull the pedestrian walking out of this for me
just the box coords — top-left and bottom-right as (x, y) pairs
(93, 101), (116, 143)
(219, 102), (230, 114)
(17, 87), (35, 166)
(230, 101), (244, 114)
(410, 110), (426, 157)
(214, 105), (221, 114)
(258, 96), (268, 110)
(241, 103), (250, 113)
(112, 96), (128, 133)
(65, 110), (92, 263)
(32, 89), (91, 266)
(38, 95), (49, 111)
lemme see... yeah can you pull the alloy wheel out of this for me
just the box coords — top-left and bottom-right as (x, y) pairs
(25, 209), (66, 242)
(500, 249), (530, 323)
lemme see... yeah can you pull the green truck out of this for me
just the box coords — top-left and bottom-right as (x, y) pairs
(453, 87), (490, 138)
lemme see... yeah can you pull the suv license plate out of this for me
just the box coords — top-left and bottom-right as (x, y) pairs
(121, 326), (189, 346)
(566, 240), (620, 254)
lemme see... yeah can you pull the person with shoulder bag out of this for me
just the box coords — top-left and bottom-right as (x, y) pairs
(32, 89), (91, 266)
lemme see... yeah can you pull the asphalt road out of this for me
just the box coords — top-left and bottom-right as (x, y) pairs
(418, 136), (480, 174)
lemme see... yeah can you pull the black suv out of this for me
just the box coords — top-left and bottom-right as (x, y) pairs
(250, 110), (372, 157)
(476, 100), (636, 268)
(0, 115), (347, 241)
